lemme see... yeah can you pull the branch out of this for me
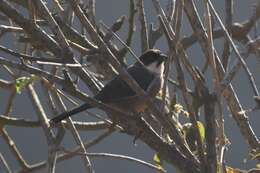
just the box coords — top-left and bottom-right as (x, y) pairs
(118, 0), (136, 58)
(54, 15), (97, 50)
(137, 0), (149, 51)
(222, 0), (233, 70)
(0, 78), (14, 90)
(208, 0), (259, 96)
(17, 150), (164, 173)
(49, 87), (95, 173)
(0, 152), (12, 173)
(0, 0), (101, 94)
(0, 0), (62, 57)
(82, 152), (166, 173)
(204, 93), (217, 173)
(183, 0), (260, 154)
(32, 0), (71, 54)
(0, 57), (65, 85)
(0, 115), (108, 130)
(1, 128), (30, 169)
(0, 45), (64, 63)
(27, 84), (57, 172)
(152, 0), (203, 166)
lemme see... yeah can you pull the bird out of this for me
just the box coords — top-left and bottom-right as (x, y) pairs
(50, 49), (167, 124)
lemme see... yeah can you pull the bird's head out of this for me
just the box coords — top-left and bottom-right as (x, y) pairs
(138, 49), (167, 75)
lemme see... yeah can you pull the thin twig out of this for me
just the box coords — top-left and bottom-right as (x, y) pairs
(222, 0), (233, 70)
(53, 90), (95, 173)
(184, 0), (260, 154)
(99, 22), (142, 64)
(86, 0), (97, 28)
(32, 0), (73, 61)
(0, 79), (14, 90)
(27, 84), (57, 173)
(0, 0), (61, 56)
(0, 151), (12, 173)
(173, 0), (183, 40)
(82, 152), (166, 173)
(15, 129), (114, 173)
(137, 0), (149, 51)
(118, 0), (136, 58)
(1, 128), (30, 169)
(0, 114), (109, 130)
(153, 0), (201, 166)
(0, 45), (64, 63)
(17, 148), (166, 173)
(0, 57), (65, 85)
(3, 87), (16, 116)
(208, 0), (259, 96)
(52, 86), (115, 126)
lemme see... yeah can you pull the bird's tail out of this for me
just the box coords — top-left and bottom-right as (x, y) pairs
(50, 103), (92, 124)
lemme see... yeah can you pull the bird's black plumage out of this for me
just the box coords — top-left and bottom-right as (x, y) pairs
(96, 65), (155, 102)
(50, 49), (167, 124)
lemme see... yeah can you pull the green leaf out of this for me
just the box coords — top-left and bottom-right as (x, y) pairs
(153, 153), (166, 172)
(183, 121), (205, 151)
(15, 75), (38, 94)
(153, 153), (161, 163)
(183, 121), (205, 141)
(197, 121), (205, 141)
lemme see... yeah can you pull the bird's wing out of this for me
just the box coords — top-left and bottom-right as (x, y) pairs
(95, 65), (155, 103)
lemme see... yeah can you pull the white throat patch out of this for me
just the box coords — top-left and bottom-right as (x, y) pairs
(146, 62), (165, 76)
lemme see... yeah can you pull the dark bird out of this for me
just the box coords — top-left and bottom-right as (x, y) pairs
(50, 49), (167, 124)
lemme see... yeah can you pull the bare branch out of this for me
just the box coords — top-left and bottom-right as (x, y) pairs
(118, 0), (136, 58)
(0, 114), (109, 130)
(0, 152), (12, 173)
(184, 0), (260, 154)
(27, 84), (57, 172)
(137, 0), (149, 51)
(0, 0), (61, 56)
(208, 0), (259, 96)
(1, 128), (30, 169)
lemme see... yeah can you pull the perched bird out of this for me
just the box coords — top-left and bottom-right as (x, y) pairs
(50, 49), (167, 124)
